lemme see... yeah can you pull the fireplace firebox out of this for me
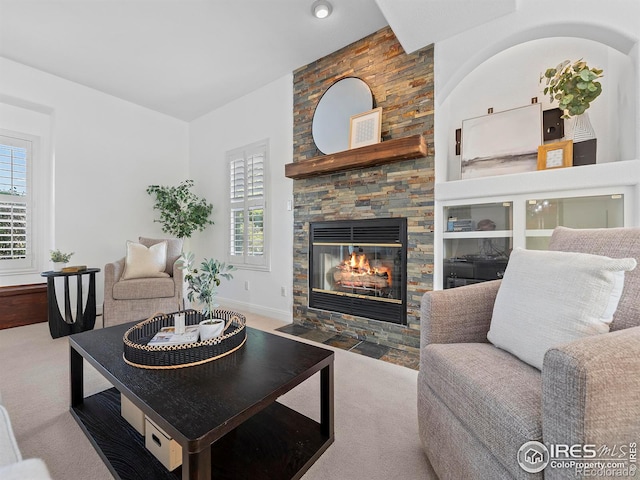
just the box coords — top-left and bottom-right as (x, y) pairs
(309, 218), (407, 325)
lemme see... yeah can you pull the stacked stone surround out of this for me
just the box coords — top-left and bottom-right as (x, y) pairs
(292, 27), (435, 353)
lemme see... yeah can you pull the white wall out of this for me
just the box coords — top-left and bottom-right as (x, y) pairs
(189, 74), (294, 322)
(0, 58), (189, 308)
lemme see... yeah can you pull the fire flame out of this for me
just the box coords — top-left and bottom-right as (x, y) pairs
(337, 252), (392, 288)
(349, 252), (370, 270)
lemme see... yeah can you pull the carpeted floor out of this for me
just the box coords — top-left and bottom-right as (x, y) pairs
(0, 313), (433, 480)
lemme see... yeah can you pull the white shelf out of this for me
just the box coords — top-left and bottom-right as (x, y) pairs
(436, 159), (640, 203)
(525, 229), (555, 237)
(443, 230), (512, 239)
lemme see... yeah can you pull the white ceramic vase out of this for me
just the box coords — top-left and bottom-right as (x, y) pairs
(52, 262), (66, 272)
(571, 111), (596, 143)
(198, 318), (226, 341)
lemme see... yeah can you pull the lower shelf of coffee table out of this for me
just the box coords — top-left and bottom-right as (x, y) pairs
(71, 387), (333, 480)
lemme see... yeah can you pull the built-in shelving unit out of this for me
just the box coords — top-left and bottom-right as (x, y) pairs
(284, 134), (427, 179)
(436, 166), (639, 289)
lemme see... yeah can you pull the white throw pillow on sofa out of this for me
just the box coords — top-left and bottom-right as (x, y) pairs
(121, 240), (170, 280)
(487, 247), (636, 370)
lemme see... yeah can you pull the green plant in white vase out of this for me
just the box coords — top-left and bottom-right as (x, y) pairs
(50, 249), (74, 271)
(178, 252), (236, 319)
(146, 179), (214, 238)
(541, 58), (604, 149)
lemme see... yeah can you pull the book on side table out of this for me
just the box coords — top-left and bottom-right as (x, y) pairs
(148, 326), (199, 346)
(62, 265), (88, 273)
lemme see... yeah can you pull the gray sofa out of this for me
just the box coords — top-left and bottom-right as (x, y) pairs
(418, 227), (640, 479)
(0, 394), (51, 479)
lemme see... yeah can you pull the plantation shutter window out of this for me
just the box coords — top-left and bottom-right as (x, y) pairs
(0, 133), (34, 272)
(227, 140), (269, 270)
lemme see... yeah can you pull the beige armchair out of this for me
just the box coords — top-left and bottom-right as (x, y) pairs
(103, 237), (184, 327)
(418, 227), (640, 479)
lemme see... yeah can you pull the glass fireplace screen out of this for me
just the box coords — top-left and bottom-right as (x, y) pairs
(311, 243), (402, 302)
(309, 218), (407, 325)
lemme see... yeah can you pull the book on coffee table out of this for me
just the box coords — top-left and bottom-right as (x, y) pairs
(148, 326), (200, 346)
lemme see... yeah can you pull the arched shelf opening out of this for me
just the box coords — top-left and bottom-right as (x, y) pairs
(436, 26), (638, 183)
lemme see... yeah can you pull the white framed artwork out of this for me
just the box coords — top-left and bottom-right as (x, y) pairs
(461, 104), (543, 179)
(349, 107), (382, 149)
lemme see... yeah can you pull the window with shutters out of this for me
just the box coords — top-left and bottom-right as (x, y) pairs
(227, 140), (269, 270)
(0, 132), (35, 273)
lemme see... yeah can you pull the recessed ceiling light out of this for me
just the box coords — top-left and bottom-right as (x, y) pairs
(311, 0), (332, 19)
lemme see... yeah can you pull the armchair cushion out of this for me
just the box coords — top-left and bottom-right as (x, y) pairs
(112, 277), (176, 300)
(122, 240), (169, 280)
(139, 237), (183, 275)
(487, 248), (636, 369)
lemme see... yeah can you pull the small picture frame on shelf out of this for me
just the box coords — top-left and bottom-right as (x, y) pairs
(349, 107), (382, 149)
(537, 140), (573, 170)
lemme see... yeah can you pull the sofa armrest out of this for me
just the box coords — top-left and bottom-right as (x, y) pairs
(0, 405), (21, 466)
(0, 458), (52, 480)
(420, 280), (501, 347)
(0, 405), (51, 479)
(542, 326), (640, 454)
(104, 258), (125, 300)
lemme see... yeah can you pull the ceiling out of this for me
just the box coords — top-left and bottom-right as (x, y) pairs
(0, 0), (516, 122)
(376, 0), (515, 54)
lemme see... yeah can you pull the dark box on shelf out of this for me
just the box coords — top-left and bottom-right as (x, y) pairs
(573, 139), (597, 166)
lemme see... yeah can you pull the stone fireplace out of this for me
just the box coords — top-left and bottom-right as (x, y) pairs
(309, 217), (407, 325)
(290, 27), (435, 354)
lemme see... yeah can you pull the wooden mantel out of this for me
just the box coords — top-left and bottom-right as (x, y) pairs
(284, 134), (427, 180)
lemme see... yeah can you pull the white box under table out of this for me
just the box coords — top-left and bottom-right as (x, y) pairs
(120, 393), (145, 435)
(144, 416), (182, 471)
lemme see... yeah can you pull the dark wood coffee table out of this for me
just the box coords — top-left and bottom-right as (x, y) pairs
(69, 321), (334, 480)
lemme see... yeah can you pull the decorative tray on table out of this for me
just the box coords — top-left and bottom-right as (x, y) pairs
(122, 309), (247, 369)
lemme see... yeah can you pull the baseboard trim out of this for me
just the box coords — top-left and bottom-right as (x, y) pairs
(216, 297), (292, 324)
(94, 297), (293, 323)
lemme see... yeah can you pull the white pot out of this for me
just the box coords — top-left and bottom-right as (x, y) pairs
(570, 111), (596, 142)
(52, 262), (66, 272)
(198, 319), (225, 341)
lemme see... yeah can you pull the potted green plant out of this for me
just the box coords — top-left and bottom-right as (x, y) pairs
(146, 179), (214, 238)
(541, 59), (603, 164)
(179, 252), (236, 340)
(541, 59), (603, 118)
(50, 249), (74, 272)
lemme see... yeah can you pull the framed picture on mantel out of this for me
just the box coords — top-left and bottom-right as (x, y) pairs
(349, 107), (382, 149)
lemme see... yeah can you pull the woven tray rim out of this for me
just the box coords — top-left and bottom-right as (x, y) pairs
(122, 309), (246, 369)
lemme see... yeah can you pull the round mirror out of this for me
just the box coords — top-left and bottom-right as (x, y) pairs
(312, 77), (373, 155)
